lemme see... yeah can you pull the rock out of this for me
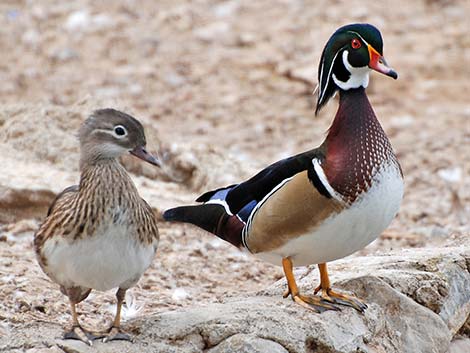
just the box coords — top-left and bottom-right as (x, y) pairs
(0, 182), (56, 223)
(207, 334), (289, 353)
(2, 241), (468, 353)
(449, 337), (470, 353)
(147, 142), (257, 192)
(25, 347), (63, 353)
(276, 64), (316, 91)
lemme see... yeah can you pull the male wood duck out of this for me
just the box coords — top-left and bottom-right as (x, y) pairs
(164, 23), (403, 312)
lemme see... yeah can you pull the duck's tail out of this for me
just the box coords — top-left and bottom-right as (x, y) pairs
(163, 204), (244, 249)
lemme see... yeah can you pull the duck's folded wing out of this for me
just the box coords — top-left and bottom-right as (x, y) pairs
(197, 148), (331, 222)
(163, 147), (336, 250)
(47, 185), (79, 216)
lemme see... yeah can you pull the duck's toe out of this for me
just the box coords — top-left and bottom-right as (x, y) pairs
(64, 325), (104, 346)
(103, 326), (133, 343)
(318, 288), (368, 313)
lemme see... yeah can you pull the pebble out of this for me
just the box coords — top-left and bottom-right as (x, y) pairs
(438, 167), (462, 184)
(172, 287), (190, 301)
(64, 10), (91, 31)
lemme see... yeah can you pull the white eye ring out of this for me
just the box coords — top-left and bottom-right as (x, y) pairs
(113, 125), (128, 138)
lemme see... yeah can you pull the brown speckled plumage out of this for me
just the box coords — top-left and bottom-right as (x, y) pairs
(33, 109), (160, 344)
(34, 160), (158, 254)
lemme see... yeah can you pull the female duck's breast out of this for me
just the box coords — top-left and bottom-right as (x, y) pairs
(42, 221), (157, 291)
(256, 162), (403, 266)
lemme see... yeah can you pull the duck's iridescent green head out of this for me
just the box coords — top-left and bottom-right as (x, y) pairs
(315, 23), (397, 114)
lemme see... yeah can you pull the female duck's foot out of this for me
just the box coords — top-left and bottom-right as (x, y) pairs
(103, 326), (133, 343)
(64, 325), (104, 346)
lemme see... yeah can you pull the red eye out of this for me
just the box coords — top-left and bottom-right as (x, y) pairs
(351, 38), (361, 49)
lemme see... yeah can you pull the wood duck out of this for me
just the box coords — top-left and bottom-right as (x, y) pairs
(164, 23), (403, 312)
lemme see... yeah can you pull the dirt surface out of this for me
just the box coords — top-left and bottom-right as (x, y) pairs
(0, 0), (468, 343)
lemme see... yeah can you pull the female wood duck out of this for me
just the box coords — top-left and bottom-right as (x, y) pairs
(164, 23), (403, 312)
(35, 109), (161, 344)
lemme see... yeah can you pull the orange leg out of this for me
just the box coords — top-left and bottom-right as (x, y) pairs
(282, 257), (340, 312)
(314, 263), (367, 312)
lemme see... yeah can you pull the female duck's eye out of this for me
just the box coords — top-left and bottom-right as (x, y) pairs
(114, 125), (127, 137)
(351, 38), (361, 49)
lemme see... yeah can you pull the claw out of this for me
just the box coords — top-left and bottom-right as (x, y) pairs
(292, 293), (341, 313)
(320, 288), (368, 313)
(103, 326), (133, 343)
(64, 325), (104, 346)
(316, 263), (368, 313)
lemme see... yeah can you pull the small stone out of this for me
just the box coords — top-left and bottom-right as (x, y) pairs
(213, 1), (240, 18)
(21, 30), (41, 46)
(172, 288), (189, 302)
(438, 167), (462, 183)
(390, 115), (415, 128)
(236, 33), (256, 47)
(194, 22), (230, 42)
(50, 47), (79, 62)
(64, 10), (91, 31)
(164, 73), (186, 87)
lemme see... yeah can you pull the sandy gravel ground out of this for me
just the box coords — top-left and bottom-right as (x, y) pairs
(0, 0), (468, 339)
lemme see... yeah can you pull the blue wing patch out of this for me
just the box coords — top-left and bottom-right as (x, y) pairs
(237, 200), (258, 223)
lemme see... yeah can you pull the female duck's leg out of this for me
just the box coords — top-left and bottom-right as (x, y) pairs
(103, 288), (132, 342)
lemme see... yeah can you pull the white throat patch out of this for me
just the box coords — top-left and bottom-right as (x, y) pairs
(332, 50), (370, 90)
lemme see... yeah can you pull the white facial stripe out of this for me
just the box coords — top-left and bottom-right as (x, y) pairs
(93, 128), (129, 140)
(347, 30), (383, 61)
(318, 30), (377, 103)
(332, 50), (370, 90)
(318, 53), (326, 99)
(347, 31), (371, 48)
(318, 48), (342, 104)
(93, 128), (115, 137)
